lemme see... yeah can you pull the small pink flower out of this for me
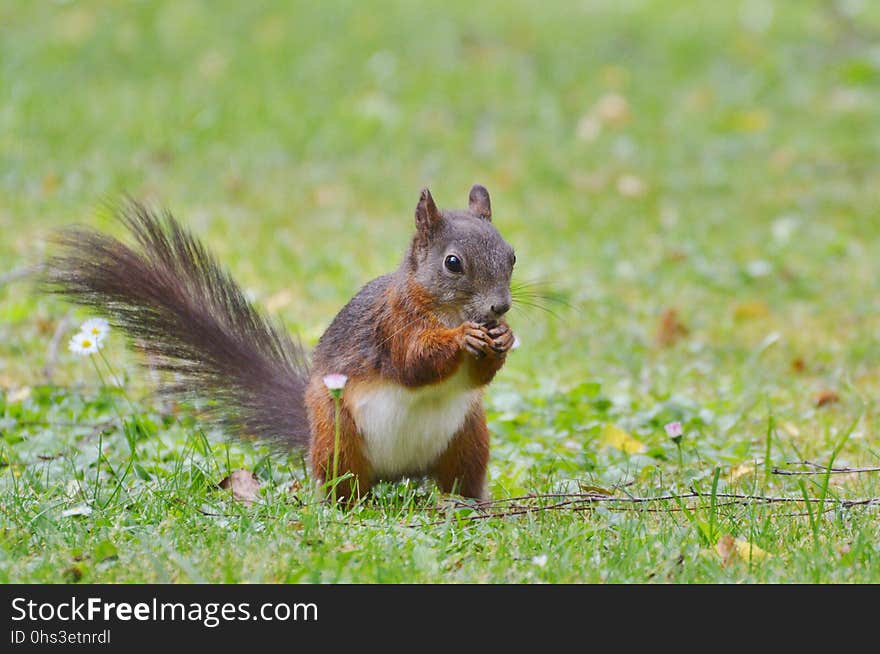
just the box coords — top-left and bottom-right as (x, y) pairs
(322, 374), (348, 390)
(322, 374), (348, 398)
(664, 421), (683, 440)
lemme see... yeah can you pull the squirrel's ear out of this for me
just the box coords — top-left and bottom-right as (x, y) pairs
(468, 184), (492, 221)
(415, 187), (442, 236)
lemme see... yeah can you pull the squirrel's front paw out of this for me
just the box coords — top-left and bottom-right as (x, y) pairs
(461, 321), (513, 359)
(485, 322), (515, 355)
(461, 321), (492, 358)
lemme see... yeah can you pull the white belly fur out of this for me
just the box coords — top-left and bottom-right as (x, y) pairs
(347, 369), (481, 478)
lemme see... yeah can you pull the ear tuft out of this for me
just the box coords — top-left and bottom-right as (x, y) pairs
(468, 184), (492, 221)
(415, 187), (442, 237)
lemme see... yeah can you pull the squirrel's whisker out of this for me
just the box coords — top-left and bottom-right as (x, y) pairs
(511, 298), (565, 321)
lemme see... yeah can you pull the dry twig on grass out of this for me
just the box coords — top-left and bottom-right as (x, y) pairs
(406, 489), (880, 527)
(772, 460), (880, 476)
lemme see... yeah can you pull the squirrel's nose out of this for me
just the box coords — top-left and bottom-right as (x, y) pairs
(491, 301), (510, 317)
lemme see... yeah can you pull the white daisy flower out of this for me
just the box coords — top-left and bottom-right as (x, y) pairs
(68, 332), (102, 356)
(80, 317), (110, 342)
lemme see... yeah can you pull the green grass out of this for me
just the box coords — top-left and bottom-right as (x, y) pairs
(2, 0), (879, 583)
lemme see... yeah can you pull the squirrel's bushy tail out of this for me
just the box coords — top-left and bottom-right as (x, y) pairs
(44, 200), (310, 449)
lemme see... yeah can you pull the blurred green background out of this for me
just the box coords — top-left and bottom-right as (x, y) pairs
(3, 0), (880, 434)
(2, 0), (880, 582)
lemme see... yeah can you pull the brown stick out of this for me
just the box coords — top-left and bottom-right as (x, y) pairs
(772, 460), (880, 476)
(406, 490), (880, 527)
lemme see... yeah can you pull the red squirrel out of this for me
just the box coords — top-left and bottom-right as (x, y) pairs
(46, 185), (516, 503)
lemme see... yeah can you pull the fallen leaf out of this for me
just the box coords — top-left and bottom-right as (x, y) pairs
(601, 424), (647, 454)
(732, 300), (770, 321)
(577, 483), (615, 496)
(715, 534), (736, 566)
(815, 390), (840, 408)
(716, 534), (771, 564)
(35, 316), (55, 336)
(7, 387), (31, 403)
(42, 172), (60, 195)
(655, 308), (689, 347)
(64, 566), (84, 583)
(728, 463), (755, 482)
(728, 108), (770, 133)
(734, 539), (771, 561)
(218, 469), (261, 505)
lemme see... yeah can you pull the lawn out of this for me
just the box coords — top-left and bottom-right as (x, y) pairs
(1, 0), (879, 583)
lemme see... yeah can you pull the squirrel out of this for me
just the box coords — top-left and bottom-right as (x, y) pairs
(45, 184), (516, 504)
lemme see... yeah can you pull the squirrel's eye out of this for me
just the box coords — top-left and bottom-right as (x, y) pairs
(444, 255), (463, 273)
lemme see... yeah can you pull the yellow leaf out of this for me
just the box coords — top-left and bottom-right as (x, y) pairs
(728, 463), (754, 482)
(577, 483), (614, 496)
(730, 109), (770, 133)
(732, 300), (770, 321)
(716, 535), (772, 564)
(734, 539), (771, 561)
(601, 424), (647, 454)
